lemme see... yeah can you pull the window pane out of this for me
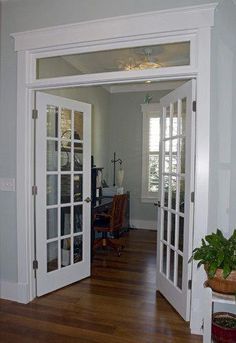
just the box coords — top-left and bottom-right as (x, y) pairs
(37, 42), (190, 79)
(148, 154), (159, 192)
(149, 118), (160, 152)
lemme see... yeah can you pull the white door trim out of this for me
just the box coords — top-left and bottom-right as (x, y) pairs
(13, 4), (215, 335)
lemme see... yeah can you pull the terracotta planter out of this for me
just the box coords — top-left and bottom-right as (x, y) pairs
(212, 312), (236, 343)
(205, 266), (236, 294)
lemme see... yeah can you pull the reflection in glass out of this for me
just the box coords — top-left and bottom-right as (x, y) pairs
(47, 241), (58, 272)
(162, 244), (167, 275)
(172, 102), (178, 136)
(178, 216), (184, 252)
(61, 108), (72, 151)
(74, 235), (83, 263)
(74, 111), (83, 140)
(61, 145), (71, 171)
(74, 145), (83, 172)
(74, 175), (83, 202)
(163, 176), (169, 207)
(180, 138), (186, 174)
(61, 207), (71, 236)
(169, 249), (175, 282)
(47, 141), (58, 171)
(47, 105), (58, 138)
(171, 177), (177, 210)
(163, 210), (168, 241)
(165, 107), (170, 138)
(74, 205), (83, 233)
(179, 178), (185, 213)
(172, 139), (178, 174)
(171, 214), (176, 246)
(61, 238), (71, 267)
(177, 254), (183, 290)
(61, 175), (71, 204)
(180, 97), (187, 135)
(47, 175), (58, 205)
(47, 208), (58, 240)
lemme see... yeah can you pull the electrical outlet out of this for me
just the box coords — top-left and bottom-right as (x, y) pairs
(0, 178), (16, 192)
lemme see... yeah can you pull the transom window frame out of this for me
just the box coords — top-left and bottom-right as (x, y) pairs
(11, 3), (216, 335)
(141, 103), (161, 203)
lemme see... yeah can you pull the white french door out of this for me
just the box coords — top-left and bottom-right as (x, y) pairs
(156, 80), (196, 320)
(35, 93), (91, 296)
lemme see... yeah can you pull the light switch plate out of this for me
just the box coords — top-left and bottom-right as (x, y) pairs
(0, 178), (16, 192)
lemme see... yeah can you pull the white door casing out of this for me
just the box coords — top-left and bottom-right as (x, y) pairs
(36, 93), (91, 296)
(156, 80), (196, 321)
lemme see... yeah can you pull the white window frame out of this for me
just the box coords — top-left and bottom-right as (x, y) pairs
(141, 103), (161, 202)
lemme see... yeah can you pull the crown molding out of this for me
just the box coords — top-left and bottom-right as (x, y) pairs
(11, 3), (217, 52)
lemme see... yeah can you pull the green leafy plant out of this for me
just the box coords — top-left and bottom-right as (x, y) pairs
(189, 229), (236, 279)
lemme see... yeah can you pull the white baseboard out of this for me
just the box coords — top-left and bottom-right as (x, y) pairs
(0, 280), (29, 303)
(130, 219), (157, 230)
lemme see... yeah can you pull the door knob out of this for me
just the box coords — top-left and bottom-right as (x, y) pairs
(84, 197), (92, 203)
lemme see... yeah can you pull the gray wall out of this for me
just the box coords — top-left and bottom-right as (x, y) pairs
(108, 91), (169, 226)
(209, 0), (236, 238)
(0, 0), (219, 284)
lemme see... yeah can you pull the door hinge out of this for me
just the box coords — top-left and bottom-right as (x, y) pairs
(192, 101), (196, 112)
(32, 185), (38, 195)
(191, 192), (195, 203)
(33, 260), (38, 270)
(32, 109), (38, 119)
(188, 280), (192, 290)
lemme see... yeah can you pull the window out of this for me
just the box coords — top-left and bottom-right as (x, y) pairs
(141, 103), (161, 202)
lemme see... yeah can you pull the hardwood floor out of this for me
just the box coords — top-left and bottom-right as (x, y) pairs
(0, 229), (202, 343)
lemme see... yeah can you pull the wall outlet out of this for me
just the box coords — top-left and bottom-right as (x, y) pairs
(0, 178), (16, 192)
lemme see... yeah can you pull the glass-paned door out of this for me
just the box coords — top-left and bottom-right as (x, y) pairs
(156, 80), (196, 320)
(35, 93), (91, 296)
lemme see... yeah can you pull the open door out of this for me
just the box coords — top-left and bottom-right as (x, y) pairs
(35, 93), (91, 296)
(156, 80), (196, 320)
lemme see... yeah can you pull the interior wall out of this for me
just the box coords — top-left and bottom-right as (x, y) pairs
(209, 0), (236, 237)
(108, 90), (169, 228)
(0, 0), (218, 290)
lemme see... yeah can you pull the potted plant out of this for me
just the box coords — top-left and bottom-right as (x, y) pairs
(190, 229), (236, 294)
(212, 312), (236, 343)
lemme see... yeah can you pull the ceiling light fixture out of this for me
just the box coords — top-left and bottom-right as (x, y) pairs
(120, 48), (163, 71)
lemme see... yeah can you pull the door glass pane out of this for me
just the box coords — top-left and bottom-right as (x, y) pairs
(162, 244), (167, 275)
(163, 210), (168, 241)
(171, 177), (177, 210)
(47, 105), (58, 138)
(61, 238), (71, 267)
(164, 141), (170, 173)
(47, 241), (58, 272)
(74, 144), (83, 171)
(172, 139), (178, 173)
(47, 208), (58, 239)
(74, 235), (83, 263)
(47, 175), (58, 205)
(74, 205), (83, 233)
(61, 145), (71, 171)
(177, 254), (183, 290)
(47, 141), (58, 171)
(179, 178), (185, 213)
(180, 138), (186, 174)
(172, 102), (178, 136)
(61, 108), (72, 141)
(178, 216), (184, 252)
(180, 97), (187, 135)
(36, 41), (190, 79)
(74, 175), (83, 202)
(163, 176), (169, 207)
(74, 111), (83, 140)
(165, 107), (170, 138)
(169, 249), (175, 282)
(61, 175), (71, 204)
(171, 214), (176, 246)
(61, 207), (71, 236)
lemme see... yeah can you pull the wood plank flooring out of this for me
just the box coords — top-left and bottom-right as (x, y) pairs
(0, 229), (202, 343)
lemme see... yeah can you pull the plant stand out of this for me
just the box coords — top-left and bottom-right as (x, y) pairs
(203, 283), (236, 343)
